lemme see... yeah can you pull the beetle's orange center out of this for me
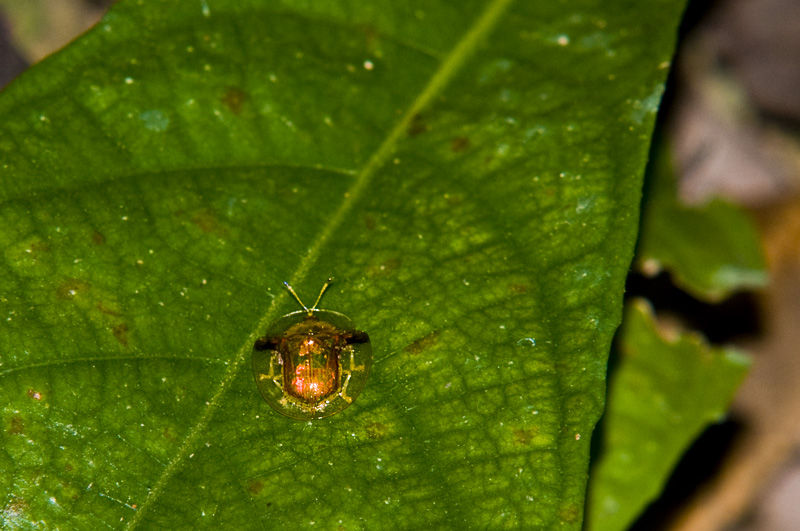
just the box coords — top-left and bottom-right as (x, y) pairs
(292, 365), (335, 402)
(286, 336), (338, 403)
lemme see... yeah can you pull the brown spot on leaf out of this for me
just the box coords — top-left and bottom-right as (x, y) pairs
(407, 113), (428, 137)
(364, 215), (376, 230)
(5, 496), (28, 516)
(509, 283), (529, 294)
(65, 463), (74, 472)
(163, 426), (178, 442)
(246, 479), (265, 495)
(97, 301), (122, 317)
(192, 209), (218, 233)
(56, 278), (90, 299)
(444, 194), (463, 206)
(360, 23), (379, 50)
(382, 257), (401, 272)
(112, 323), (131, 347)
(9, 415), (23, 434)
(191, 209), (227, 237)
(365, 421), (388, 439)
(403, 330), (441, 356)
(91, 231), (106, 245)
(222, 86), (248, 114)
(27, 389), (43, 400)
(451, 136), (470, 152)
(513, 427), (540, 445)
(29, 240), (51, 255)
(559, 503), (581, 523)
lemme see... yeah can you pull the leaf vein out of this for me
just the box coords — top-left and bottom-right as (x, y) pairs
(125, 0), (515, 527)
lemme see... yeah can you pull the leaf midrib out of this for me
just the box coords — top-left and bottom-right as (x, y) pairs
(125, 0), (515, 526)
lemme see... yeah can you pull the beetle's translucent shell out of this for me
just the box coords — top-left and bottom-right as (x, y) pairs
(252, 309), (372, 420)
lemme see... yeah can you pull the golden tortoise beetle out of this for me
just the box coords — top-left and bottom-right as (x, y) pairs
(252, 279), (372, 419)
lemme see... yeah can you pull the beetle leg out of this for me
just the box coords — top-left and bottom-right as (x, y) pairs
(256, 352), (284, 392)
(271, 354), (284, 391)
(347, 345), (365, 372)
(338, 372), (354, 403)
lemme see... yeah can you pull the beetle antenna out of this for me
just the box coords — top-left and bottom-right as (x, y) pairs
(310, 277), (334, 311)
(283, 278), (333, 316)
(283, 281), (308, 313)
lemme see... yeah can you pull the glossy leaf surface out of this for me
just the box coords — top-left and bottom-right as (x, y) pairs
(0, 0), (685, 528)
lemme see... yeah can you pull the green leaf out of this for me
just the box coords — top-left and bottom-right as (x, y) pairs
(636, 139), (768, 301)
(0, 1), (685, 528)
(586, 300), (750, 531)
